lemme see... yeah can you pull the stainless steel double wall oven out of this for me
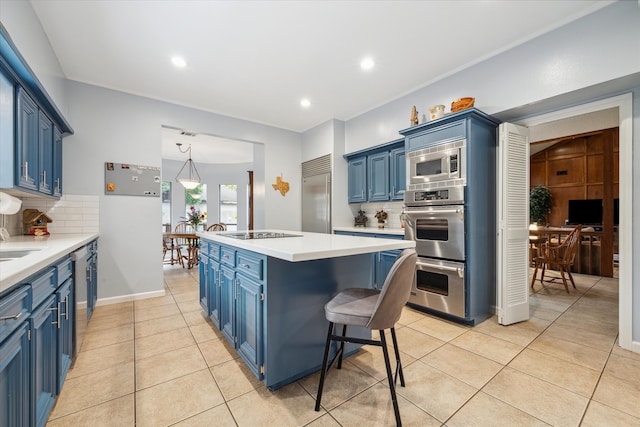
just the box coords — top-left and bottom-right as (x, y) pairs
(400, 109), (500, 325)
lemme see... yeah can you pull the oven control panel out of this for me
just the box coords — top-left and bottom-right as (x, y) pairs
(405, 186), (464, 206)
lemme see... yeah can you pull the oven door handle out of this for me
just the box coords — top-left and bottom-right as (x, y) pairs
(405, 208), (462, 215)
(417, 261), (465, 278)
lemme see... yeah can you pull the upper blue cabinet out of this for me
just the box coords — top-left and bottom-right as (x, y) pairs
(345, 138), (405, 203)
(0, 24), (73, 199)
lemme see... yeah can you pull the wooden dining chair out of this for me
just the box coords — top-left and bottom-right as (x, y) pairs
(163, 235), (183, 267)
(531, 224), (582, 293)
(174, 222), (195, 267)
(206, 223), (227, 231)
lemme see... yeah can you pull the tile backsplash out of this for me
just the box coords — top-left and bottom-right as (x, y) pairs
(2, 194), (99, 236)
(350, 201), (405, 228)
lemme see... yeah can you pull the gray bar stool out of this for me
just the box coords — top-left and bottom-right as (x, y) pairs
(314, 248), (417, 426)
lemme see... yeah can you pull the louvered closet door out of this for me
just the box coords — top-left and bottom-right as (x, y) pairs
(497, 123), (530, 325)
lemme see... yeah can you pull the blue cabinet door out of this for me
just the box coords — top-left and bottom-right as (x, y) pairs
(390, 147), (406, 201)
(30, 295), (58, 427)
(52, 127), (62, 197)
(235, 275), (263, 379)
(375, 250), (402, 289)
(368, 152), (390, 201)
(347, 156), (367, 203)
(56, 279), (73, 394)
(209, 260), (221, 328)
(37, 111), (53, 195)
(219, 266), (235, 346)
(0, 322), (30, 427)
(199, 254), (209, 314)
(15, 88), (38, 191)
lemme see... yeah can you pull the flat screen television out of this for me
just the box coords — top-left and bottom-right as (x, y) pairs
(614, 198), (619, 225)
(567, 199), (603, 225)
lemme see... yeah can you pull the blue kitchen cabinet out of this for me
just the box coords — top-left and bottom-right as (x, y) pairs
(52, 127), (63, 197)
(375, 250), (402, 289)
(30, 294), (58, 427)
(15, 87), (39, 192)
(367, 151), (390, 202)
(208, 260), (221, 327)
(37, 111), (54, 195)
(0, 285), (31, 427)
(345, 138), (404, 204)
(55, 278), (73, 393)
(0, 323), (30, 427)
(390, 147), (406, 201)
(199, 249), (209, 314)
(347, 156), (367, 203)
(220, 265), (235, 346)
(235, 274), (263, 379)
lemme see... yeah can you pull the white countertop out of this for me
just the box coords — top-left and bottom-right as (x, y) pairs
(0, 233), (99, 294)
(198, 230), (414, 262)
(332, 226), (405, 236)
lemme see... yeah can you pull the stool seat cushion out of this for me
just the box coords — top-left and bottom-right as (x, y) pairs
(324, 288), (380, 327)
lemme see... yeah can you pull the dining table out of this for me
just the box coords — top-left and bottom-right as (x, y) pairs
(163, 232), (199, 269)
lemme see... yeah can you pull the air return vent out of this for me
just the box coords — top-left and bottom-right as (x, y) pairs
(302, 154), (331, 178)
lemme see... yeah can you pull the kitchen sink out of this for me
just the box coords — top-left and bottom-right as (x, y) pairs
(0, 249), (40, 260)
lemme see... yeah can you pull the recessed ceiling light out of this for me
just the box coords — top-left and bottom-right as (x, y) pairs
(360, 57), (375, 71)
(300, 98), (311, 108)
(171, 56), (187, 68)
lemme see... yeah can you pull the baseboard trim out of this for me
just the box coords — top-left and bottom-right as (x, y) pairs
(94, 289), (166, 306)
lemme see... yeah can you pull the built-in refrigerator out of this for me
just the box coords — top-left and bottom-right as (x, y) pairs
(302, 172), (331, 233)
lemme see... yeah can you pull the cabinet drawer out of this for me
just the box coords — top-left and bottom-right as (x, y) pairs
(208, 242), (220, 260)
(236, 250), (265, 282)
(220, 247), (236, 267)
(31, 267), (57, 308)
(406, 120), (466, 151)
(54, 256), (72, 284)
(0, 286), (31, 342)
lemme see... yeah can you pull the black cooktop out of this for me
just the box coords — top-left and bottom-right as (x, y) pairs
(223, 232), (302, 240)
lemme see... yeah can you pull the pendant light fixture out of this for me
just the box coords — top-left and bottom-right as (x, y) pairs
(175, 142), (201, 189)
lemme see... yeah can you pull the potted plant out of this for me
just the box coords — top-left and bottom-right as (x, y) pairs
(530, 185), (552, 226)
(374, 209), (388, 228)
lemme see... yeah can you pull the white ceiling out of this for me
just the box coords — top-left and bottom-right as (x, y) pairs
(161, 127), (255, 165)
(30, 0), (613, 136)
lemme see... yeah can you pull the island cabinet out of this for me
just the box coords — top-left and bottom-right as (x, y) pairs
(196, 233), (411, 390)
(345, 138), (405, 203)
(199, 242), (264, 378)
(0, 255), (76, 427)
(333, 231), (404, 289)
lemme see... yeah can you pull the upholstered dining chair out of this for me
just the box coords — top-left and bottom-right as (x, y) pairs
(314, 248), (417, 426)
(206, 223), (227, 231)
(531, 224), (582, 293)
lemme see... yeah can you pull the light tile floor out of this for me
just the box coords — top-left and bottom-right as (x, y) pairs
(46, 266), (640, 426)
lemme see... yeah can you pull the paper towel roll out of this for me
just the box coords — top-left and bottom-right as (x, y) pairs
(0, 191), (22, 214)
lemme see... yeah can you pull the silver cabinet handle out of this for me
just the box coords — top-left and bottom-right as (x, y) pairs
(0, 311), (23, 321)
(62, 295), (69, 320)
(48, 303), (61, 327)
(22, 161), (29, 180)
(41, 170), (47, 186)
(240, 263), (250, 269)
(55, 178), (61, 193)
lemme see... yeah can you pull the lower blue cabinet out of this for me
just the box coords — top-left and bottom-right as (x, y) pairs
(0, 322), (30, 427)
(30, 295), (57, 427)
(236, 274), (263, 378)
(220, 265), (235, 346)
(56, 279), (73, 394)
(208, 260), (221, 328)
(375, 250), (402, 289)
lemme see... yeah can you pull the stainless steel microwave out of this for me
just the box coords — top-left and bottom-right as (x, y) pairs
(408, 142), (465, 185)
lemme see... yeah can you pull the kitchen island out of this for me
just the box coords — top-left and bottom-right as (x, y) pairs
(197, 230), (414, 389)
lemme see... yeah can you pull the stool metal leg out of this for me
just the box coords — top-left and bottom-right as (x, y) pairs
(337, 324), (347, 369)
(380, 330), (402, 426)
(315, 321), (334, 412)
(390, 327), (405, 387)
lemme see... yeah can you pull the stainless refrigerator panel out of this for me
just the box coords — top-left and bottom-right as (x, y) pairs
(302, 173), (331, 233)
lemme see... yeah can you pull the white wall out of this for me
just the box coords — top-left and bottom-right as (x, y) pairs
(60, 81), (301, 300)
(162, 158), (252, 229)
(0, 1), (68, 116)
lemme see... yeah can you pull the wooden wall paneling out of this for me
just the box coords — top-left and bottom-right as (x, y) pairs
(548, 137), (585, 157)
(587, 184), (604, 199)
(550, 186), (585, 226)
(587, 154), (604, 184)
(530, 160), (547, 187)
(547, 156), (584, 186)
